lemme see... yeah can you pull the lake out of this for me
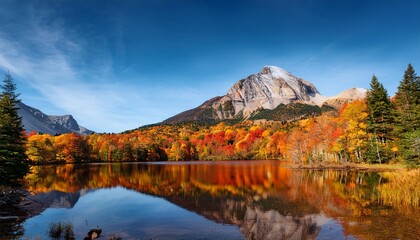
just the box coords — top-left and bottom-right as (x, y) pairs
(2, 160), (419, 239)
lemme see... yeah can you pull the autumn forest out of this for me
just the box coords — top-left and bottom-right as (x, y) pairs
(25, 64), (419, 166)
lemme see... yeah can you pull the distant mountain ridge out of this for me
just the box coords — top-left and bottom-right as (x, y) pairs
(164, 66), (367, 124)
(322, 87), (368, 109)
(17, 102), (93, 135)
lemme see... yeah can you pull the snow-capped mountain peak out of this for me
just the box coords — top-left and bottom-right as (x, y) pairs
(163, 66), (367, 124)
(226, 66), (321, 115)
(262, 65), (293, 80)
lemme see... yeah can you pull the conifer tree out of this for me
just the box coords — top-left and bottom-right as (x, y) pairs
(0, 72), (29, 184)
(394, 64), (420, 131)
(394, 64), (420, 165)
(366, 75), (393, 163)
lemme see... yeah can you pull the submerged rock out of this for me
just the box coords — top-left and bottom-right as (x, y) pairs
(84, 228), (102, 240)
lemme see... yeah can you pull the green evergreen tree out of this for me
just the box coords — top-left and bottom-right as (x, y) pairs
(0, 72), (29, 184)
(394, 64), (420, 165)
(366, 75), (394, 163)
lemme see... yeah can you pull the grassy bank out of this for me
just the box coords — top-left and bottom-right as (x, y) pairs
(378, 169), (420, 208)
(289, 162), (407, 171)
(289, 162), (419, 208)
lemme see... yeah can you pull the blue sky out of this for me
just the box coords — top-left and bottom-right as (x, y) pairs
(0, 0), (419, 133)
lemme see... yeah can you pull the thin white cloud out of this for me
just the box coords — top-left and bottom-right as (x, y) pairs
(0, 6), (156, 133)
(0, 8), (210, 133)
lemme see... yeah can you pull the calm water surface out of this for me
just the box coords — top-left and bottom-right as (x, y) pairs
(3, 161), (420, 239)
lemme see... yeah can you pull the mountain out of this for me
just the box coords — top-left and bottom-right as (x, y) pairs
(322, 87), (368, 109)
(164, 66), (366, 124)
(17, 102), (93, 135)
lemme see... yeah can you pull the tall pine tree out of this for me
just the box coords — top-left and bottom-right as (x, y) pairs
(394, 64), (420, 165)
(0, 72), (29, 184)
(366, 75), (394, 163)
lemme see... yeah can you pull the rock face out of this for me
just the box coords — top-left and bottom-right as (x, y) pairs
(226, 66), (324, 116)
(17, 102), (93, 135)
(164, 66), (366, 124)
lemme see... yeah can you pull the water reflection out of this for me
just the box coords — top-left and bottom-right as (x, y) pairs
(4, 161), (419, 239)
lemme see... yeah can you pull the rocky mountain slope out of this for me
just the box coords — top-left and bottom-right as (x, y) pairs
(17, 102), (93, 135)
(322, 87), (368, 109)
(164, 66), (366, 124)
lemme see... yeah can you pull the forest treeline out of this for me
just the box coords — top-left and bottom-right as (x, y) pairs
(25, 64), (419, 166)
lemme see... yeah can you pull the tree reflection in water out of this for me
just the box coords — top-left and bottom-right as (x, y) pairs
(12, 161), (419, 239)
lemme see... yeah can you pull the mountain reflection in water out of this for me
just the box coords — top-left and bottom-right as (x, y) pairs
(6, 161), (420, 239)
